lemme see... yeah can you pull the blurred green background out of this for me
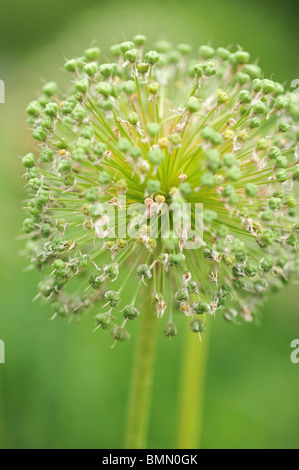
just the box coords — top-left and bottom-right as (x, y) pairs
(0, 0), (299, 449)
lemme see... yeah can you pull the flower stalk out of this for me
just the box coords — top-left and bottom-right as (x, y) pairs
(124, 285), (159, 449)
(176, 321), (210, 449)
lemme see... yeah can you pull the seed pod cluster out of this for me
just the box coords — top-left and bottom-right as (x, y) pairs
(21, 37), (299, 342)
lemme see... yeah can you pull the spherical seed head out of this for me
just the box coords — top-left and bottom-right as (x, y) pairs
(22, 37), (299, 344)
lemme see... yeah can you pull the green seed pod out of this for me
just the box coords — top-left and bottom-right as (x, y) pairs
(293, 164), (299, 180)
(277, 254), (289, 268)
(278, 120), (290, 133)
(164, 322), (177, 337)
(199, 45), (215, 58)
(146, 122), (160, 137)
(274, 82), (284, 95)
(216, 47), (230, 60)
(146, 179), (161, 194)
(201, 126), (215, 141)
(122, 80), (136, 95)
(275, 169), (288, 182)
(148, 82), (159, 95)
(118, 137), (132, 152)
(22, 153), (35, 168)
(206, 149), (221, 171)
(287, 234), (297, 246)
(193, 300), (210, 315)
(137, 62), (149, 74)
(96, 82), (112, 97)
(222, 153), (236, 168)
(190, 319), (205, 333)
(122, 305), (139, 320)
(202, 61), (217, 76)
(137, 264), (151, 279)
(252, 79), (263, 92)
(254, 279), (267, 293)
(243, 64), (262, 79)
(42, 82), (58, 97)
(244, 263), (258, 277)
(32, 127), (47, 141)
(268, 197), (282, 211)
(193, 64), (203, 77)
(269, 146), (281, 160)
(175, 288), (189, 302)
(125, 48), (138, 63)
(261, 209), (273, 222)
(235, 50), (250, 64)
(111, 326), (130, 342)
(262, 79), (275, 94)
(260, 257), (274, 272)
(169, 253), (185, 267)
(84, 47), (100, 60)
(64, 59), (77, 72)
(99, 64), (113, 77)
(145, 50), (160, 65)
(23, 218), (35, 233)
(128, 112), (139, 125)
(275, 156), (288, 168)
(285, 196), (296, 208)
(235, 249), (247, 262)
(41, 116), (54, 129)
(72, 104), (87, 121)
(44, 102), (58, 117)
(99, 99), (114, 111)
(236, 72), (250, 85)
(83, 62), (98, 76)
(98, 171), (112, 185)
(253, 101), (267, 115)
(179, 182), (192, 196)
(177, 43), (192, 55)
(133, 35), (146, 46)
(75, 79), (89, 93)
(200, 172), (215, 187)
(95, 313), (112, 329)
(110, 44), (122, 57)
(147, 148), (164, 164)
(227, 166), (241, 181)
(217, 91), (229, 104)
(187, 280), (197, 294)
(129, 146), (142, 159)
(186, 97), (200, 113)
(168, 133), (181, 146)
(105, 290), (121, 308)
(275, 96), (287, 110)
(261, 229), (275, 246)
(239, 90), (251, 104)
(38, 279), (55, 298)
(119, 41), (135, 54)
(203, 210), (217, 224)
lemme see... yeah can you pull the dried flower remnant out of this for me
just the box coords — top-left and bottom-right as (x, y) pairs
(21, 37), (299, 343)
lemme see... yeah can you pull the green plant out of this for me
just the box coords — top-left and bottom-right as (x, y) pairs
(21, 36), (299, 448)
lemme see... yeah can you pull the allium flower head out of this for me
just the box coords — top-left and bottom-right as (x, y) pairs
(22, 37), (299, 342)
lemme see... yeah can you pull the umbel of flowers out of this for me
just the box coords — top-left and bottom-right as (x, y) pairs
(22, 36), (299, 343)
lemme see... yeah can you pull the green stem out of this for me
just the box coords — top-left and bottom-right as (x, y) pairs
(124, 288), (159, 449)
(176, 320), (210, 449)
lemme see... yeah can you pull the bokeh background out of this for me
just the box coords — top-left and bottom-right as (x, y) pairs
(0, 0), (299, 449)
